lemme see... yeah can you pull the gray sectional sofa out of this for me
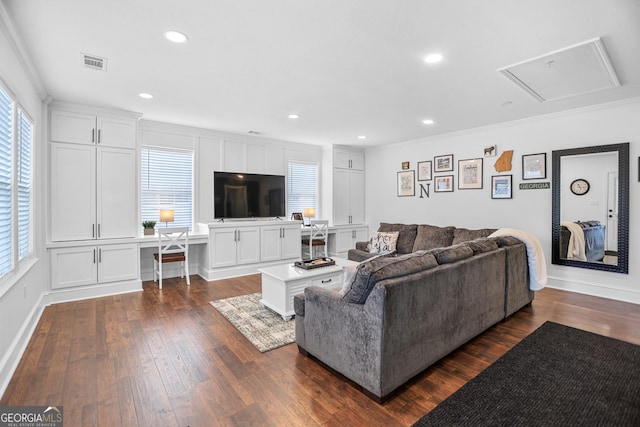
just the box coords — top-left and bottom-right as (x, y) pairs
(294, 223), (533, 403)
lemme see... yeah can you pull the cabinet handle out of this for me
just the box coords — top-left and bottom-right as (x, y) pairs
(321, 278), (333, 284)
(92, 128), (95, 143)
(92, 224), (95, 238)
(99, 248), (102, 263)
(98, 129), (101, 144)
(93, 249), (96, 263)
(98, 224), (101, 238)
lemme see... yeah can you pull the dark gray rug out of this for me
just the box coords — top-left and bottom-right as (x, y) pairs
(413, 321), (640, 427)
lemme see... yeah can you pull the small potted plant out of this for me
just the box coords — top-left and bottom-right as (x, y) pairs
(142, 220), (156, 235)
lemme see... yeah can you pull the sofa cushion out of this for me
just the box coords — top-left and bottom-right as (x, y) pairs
(343, 251), (438, 304)
(462, 238), (499, 254)
(452, 227), (497, 245)
(368, 231), (399, 254)
(489, 235), (522, 247)
(412, 224), (455, 251)
(377, 223), (418, 254)
(430, 244), (474, 264)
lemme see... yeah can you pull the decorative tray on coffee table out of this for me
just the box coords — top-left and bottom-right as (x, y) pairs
(294, 257), (336, 270)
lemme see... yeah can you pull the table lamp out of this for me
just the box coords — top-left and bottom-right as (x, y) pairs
(303, 207), (315, 226)
(159, 209), (174, 227)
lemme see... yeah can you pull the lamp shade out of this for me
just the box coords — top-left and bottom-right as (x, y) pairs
(303, 207), (315, 218)
(159, 209), (175, 223)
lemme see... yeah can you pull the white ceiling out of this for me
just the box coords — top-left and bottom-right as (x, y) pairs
(4, 0), (640, 146)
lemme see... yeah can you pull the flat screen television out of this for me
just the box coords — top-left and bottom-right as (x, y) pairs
(214, 171), (286, 219)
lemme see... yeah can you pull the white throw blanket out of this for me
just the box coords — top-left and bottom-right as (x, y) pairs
(560, 221), (587, 261)
(489, 228), (547, 291)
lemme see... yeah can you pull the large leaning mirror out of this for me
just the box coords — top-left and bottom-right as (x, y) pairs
(552, 142), (629, 274)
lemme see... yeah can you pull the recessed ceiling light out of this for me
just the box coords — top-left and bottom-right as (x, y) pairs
(165, 30), (188, 43)
(422, 119), (435, 125)
(358, 135), (367, 140)
(288, 114), (300, 119)
(424, 53), (443, 64)
(139, 93), (154, 99)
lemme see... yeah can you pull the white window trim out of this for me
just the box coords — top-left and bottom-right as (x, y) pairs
(0, 78), (36, 297)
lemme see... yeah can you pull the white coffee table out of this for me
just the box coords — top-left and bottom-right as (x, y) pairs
(259, 258), (359, 320)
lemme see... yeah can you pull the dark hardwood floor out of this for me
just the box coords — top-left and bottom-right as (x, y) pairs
(2, 274), (640, 426)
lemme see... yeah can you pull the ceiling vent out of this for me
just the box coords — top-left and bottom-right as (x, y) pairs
(81, 53), (107, 71)
(497, 38), (620, 102)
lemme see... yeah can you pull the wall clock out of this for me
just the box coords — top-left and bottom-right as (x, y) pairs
(570, 178), (590, 195)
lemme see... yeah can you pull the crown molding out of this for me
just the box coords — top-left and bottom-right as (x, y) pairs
(0, 1), (47, 99)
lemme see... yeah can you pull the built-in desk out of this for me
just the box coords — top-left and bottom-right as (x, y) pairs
(300, 224), (369, 258)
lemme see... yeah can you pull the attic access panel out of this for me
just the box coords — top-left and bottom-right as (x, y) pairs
(498, 38), (620, 102)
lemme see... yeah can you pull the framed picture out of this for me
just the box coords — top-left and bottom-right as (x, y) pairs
(417, 160), (432, 181)
(492, 175), (513, 199)
(434, 154), (454, 172)
(434, 175), (454, 192)
(397, 170), (415, 196)
(522, 153), (547, 180)
(458, 158), (483, 189)
(291, 212), (303, 221)
(483, 145), (497, 157)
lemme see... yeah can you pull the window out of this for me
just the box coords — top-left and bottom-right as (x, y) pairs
(287, 161), (318, 219)
(0, 86), (12, 277)
(141, 147), (194, 230)
(0, 83), (33, 280)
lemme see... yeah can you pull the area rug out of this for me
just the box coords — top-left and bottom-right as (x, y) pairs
(413, 321), (640, 426)
(209, 292), (295, 352)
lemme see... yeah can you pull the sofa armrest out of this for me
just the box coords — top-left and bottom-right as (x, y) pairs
(355, 241), (369, 251)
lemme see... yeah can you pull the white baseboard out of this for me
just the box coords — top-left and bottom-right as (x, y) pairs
(547, 276), (640, 305)
(0, 292), (46, 399)
(200, 258), (298, 281)
(44, 279), (142, 306)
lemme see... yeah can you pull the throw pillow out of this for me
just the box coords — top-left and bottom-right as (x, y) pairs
(368, 231), (399, 254)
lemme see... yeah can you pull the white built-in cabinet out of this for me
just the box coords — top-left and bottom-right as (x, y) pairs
(209, 226), (261, 268)
(204, 220), (302, 280)
(260, 224), (302, 262)
(333, 148), (365, 226)
(331, 226), (369, 258)
(48, 103), (141, 300)
(50, 108), (138, 241)
(51, 243), (139, 289)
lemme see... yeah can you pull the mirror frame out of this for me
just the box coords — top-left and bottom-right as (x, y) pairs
(552, 142), (629, 274)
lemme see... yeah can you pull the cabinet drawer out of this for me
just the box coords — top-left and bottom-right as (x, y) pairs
(311, 271), (343, 289)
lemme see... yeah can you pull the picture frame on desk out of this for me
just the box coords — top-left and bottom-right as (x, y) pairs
(291, 212), (303, 221)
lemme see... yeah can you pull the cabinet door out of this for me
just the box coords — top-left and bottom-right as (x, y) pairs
(281, 225), (302, 259)
(97, 116), (137, 149)
(236, 227), (261, 265)
(97, 243), (139, 283)
(97, 147), (137, 239)
(51, 110), (96, 145)
(51, 246), (98, 289)
(333, 168), (351, 225)
(50, 143), (96, 241)
(353, 227), (369, 244)
(210, 228), (238, 268)
(260, 226), (283, 262)
(334, 149), (351, 169)
(349, 151), (365, 170)
(335, 229), (356, 254)
(348, 169), (365, 224)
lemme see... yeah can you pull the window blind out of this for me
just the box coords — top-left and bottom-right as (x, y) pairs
(287, 162), (318, 219)
(0, 87), (13, 277)
(17, 109), (32, 260)
(141, 147), (193, 230)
